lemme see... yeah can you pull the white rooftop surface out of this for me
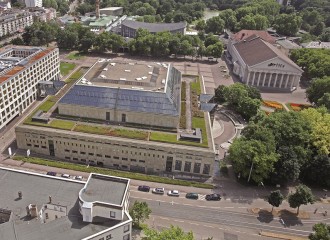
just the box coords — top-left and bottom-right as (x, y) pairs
(0, 168), (122, 240)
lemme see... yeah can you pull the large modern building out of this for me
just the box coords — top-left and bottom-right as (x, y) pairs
(0, 46), (60, 131)
(16, 60), (215, 176)
(0, 11), (33, 37)
(121, 20), (186, 38)
(0, 167), (132, 240)
(227, 34), (303, 91)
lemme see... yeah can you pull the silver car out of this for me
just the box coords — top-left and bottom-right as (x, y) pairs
(167, 190), (180, 197)
(152, 188), (165, 194)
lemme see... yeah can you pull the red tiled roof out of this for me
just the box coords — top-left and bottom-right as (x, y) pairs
(231, 30), (276, 44)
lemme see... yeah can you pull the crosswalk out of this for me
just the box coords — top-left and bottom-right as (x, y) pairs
(198, 194), (207, 200)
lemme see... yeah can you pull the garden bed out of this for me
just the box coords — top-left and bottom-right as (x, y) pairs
(60, 62), (76, 76)
(286, 103), (311, 111)
(262, 100), (284, 110)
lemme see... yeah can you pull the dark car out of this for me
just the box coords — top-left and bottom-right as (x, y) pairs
(46, 171), (57, 176)
(206, 193), (221, 201)
(138, 185), (150, 192)
(186, 193), (199, 200)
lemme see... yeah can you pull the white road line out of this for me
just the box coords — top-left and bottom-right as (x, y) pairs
(174, 220), (185, 223)
(224, 207), (234, 208)
(238, 207), (247, 208)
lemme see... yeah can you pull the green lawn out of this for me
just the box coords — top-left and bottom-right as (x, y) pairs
(180, 101), (186, 129)
(49, 120), (75, 130)
(60, 62), (76, 76)
(150, 132), (178, 143)
(110, 128), (148, 140)
(13, 156), (213, 189)
(66, 51), (84, 60)
(181, 82), (186, 101)
(74, 124), (111, 135)
(190, 77), (202, 95)
(65, 69), (84, 83)
(38, 96), (56, 112)
(192, 116), (208, 147)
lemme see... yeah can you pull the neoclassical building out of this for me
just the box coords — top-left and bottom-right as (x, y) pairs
(227, 34), (303, 91)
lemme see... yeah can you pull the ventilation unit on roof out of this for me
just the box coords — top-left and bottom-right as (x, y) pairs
(120, 78), (126, 81)
(129, 63), (135, 65)
(124, 69), (131, 72)
(141, 76), (147, 80)
(136, 78), (142, 81)
(148, 72), (152, 75)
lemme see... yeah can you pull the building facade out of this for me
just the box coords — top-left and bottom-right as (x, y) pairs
(0, 11), (33, 37)
(0, 46), (60, 131)
(227, 35), (303, 91)
(16, 124), (214, 176)
(121, 20), (186, 38)
(25, 0), (42, 8)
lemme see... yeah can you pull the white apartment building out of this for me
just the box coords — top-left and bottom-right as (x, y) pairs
(25, 0), (42, 7)
(0, 46), (60, 131)
(0, 11), (33, 37)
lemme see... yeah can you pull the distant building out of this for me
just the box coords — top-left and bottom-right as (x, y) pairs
(81, 15), (118, 32)
(0, 1), (11, 11)
(29, 7), (56, 22)
(25, 0), (42, 8)
(121, 20), (186, 38)
(100, 7), (123, 16)
(0, 46), (60, 131)
(227, 35), (303, 91)
(0, 167), (132, 240)
(275, 39), (301, 56)
(230, 29), (276, 45)
(302, 41), (330, 49)
(0, 11), (33, 37)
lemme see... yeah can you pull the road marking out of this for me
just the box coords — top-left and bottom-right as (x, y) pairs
(159, 217), (169, 220)
(174, 220), (185, 223)
(238, 207), (247, 208)
(224, 207), (234, 208)
(190, 223), (199, 225)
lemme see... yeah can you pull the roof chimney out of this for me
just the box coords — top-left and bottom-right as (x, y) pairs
(95, 0), (100, 19)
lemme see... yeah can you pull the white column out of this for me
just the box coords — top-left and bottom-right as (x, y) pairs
(273, 73), (278, 87)
(284, 75), (289, 88)
(268, 73), (272, 87)
(290, 75), (295, 89)
(250, 72), (255, 85)
(257, 72), (262, 86)
(279, 74), (284, 88)
(246, 71), (251, 85)
(262, 73), (267, 86)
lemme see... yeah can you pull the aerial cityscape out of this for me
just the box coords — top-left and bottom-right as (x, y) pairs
(0, 0), (329, 239)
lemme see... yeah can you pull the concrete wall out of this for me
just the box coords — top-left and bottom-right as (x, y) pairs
(93, 205), (123, 221)
(58, 104), (179, 128)
(16, 125), (214, 176)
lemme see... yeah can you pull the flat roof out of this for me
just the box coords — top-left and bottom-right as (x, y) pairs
(121, 19), (186, 33)
(82, 61), (168, 91)
(0, 168), (123, 240)
(80, 174), (129, 206)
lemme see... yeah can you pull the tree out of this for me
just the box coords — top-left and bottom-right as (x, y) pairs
(205, 42), (224, 60)
(204, 34), (219, 47)
(239, 15), (256, 30)
(287, 184), (314, 214)
(218, 9), (237, 31)
(143, 225), (194, 240)
(10, 37), (24, 45)
(214, 85), (227, 103)
(301, 155), (330, 188)
(274, 14), (302, 36)
(228, 138), (278, 184)
(311, 22), (325, 36)
(205, 16), (225, 34)
(318, 93), (330, 111)
(306, 76), (330, 104)
(129, 201), (151, 227)
(268, 190), (284, 212)
(195, 20), (206, 31)
(309, 223), (330, 240)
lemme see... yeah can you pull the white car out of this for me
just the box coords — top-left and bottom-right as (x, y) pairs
(152, 188), (165, 194)
(74, 176), (83, 181)
(61, 174), (70, 178)
(167, 190), (180, 197)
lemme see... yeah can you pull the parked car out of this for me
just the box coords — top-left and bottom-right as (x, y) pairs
(206, 193), (221, 201)
(74, 176), (83, 181)
(167, 190), (180, 197)
(61, 174), (70, 178)
(186, 193), (199, 200)
(46, 171), (57, 176)
(138, 185), (150, 192)
(152, 188), (165, 194)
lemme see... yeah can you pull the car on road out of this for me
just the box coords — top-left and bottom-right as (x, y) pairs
(46, 171), (57, 176)
(185, 193), (199, 200)
(138, 185), (150, 192)
(61, 174), (70, 178)
(152, 188), (165, 194)
(74, 176), (83, 181)
(206, 193), (221, 201)
(167, 190), (180, 197)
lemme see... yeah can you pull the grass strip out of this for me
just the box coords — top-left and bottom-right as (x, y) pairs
(192, 116), (208, 147)
(60, 62), (76, 76)
(110, 128), (148, 140)
(149, 131), (208, 148)
(179, 102), (186, 129)
(74, 124), (111, 135)
(65, 69), (84, 83)
(67, 51), (84, 60)
(13, 156), (213, 189)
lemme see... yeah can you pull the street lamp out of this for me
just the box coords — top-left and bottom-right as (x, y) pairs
(247, 161), (254, 182)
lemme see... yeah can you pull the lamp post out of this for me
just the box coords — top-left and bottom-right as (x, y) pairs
(247, 161), (254, 182)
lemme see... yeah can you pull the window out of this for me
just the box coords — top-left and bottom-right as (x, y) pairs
(122, 113), (126, 122)
(105, 155), (111, 158)
(110, 211), (116, 218)
(193, 162), (201, 174)
(80, 151), (86, 155)
(72, 150), (78, 153)
(122, 157), (128, 161)
(203, 164), (210, 175)
(184, 162), (191, 172)
(139, 160), (145, 163)
(175, 160), (182, 171)
(65, 156), (70, 160)
(88, 153), (94, 156)
(130, 159), (136, 162)
(114, 156), (119, 159)
(106, 235), (112, 240)
(124, 224), (130, 233)
(64, 149), (70, 152)
(123, 234), (130, 240)
(96, 154), (102, 157)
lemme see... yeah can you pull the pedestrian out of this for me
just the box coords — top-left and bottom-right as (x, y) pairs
(325, 211), (328, 216)
(324, 193), (328, 199)
(314, 208), (318, 214)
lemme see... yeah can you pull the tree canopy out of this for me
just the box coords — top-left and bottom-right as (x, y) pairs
(143, 225), (194, 240)
(309, 223), (330, 240)
(267, 190), (284, 212)
(129, 201), (152, 227)
(288, 184), (314, 214)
